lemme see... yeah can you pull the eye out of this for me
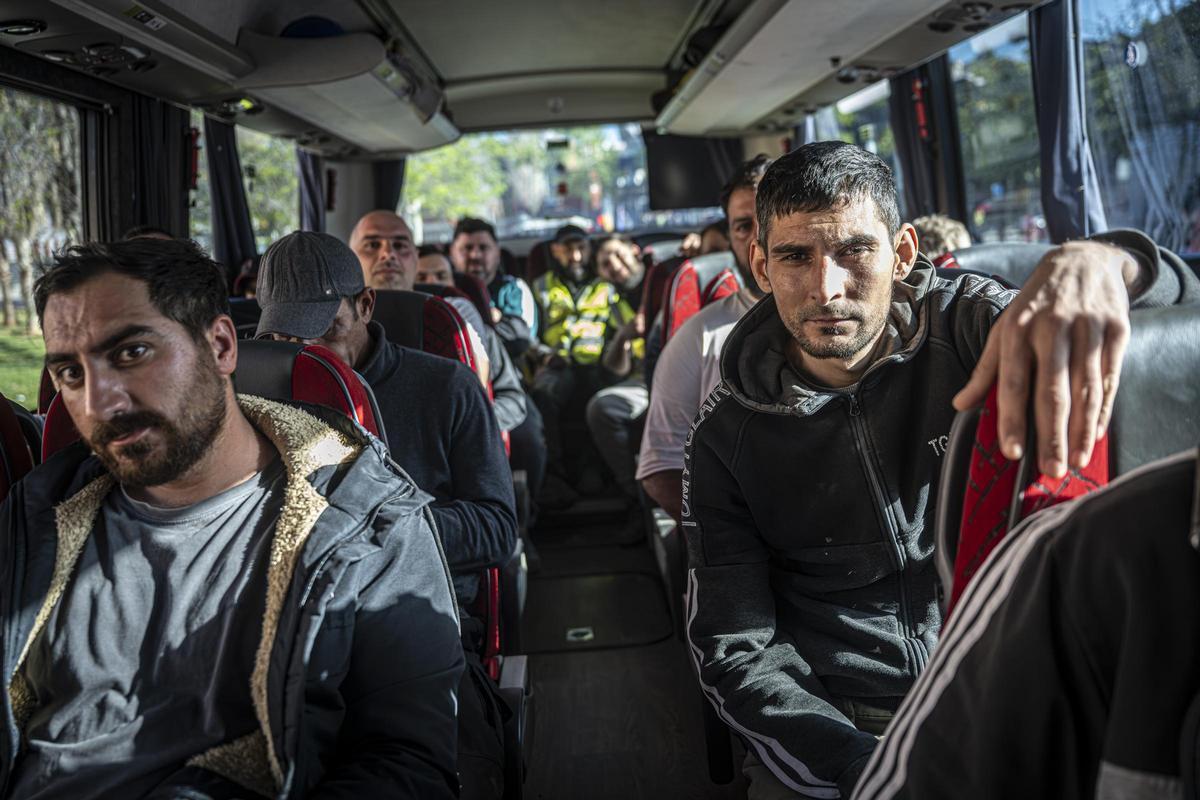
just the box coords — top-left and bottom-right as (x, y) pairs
(115, 343), (149, 364)
(55, 364), (83, 387)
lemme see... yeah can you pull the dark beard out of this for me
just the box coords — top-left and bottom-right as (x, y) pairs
(88, 357), (227, 488)
(785, 304), (889, 361)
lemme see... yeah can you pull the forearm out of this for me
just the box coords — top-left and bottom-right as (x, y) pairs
(431, 498), (518, 573)
(641, 469), (682, 522)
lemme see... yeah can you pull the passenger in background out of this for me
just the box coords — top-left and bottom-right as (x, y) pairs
(349, 209), (491, 388)
(532, 224), (634, 506)
(232, 254), (260, 299)
(417, 244), (455, 286)
(256, 231), (514, 799)
(450, 217), (539, 357)
(680, 220), (733, 258)
(416, 244), (532, 437)
(587, 235), (648, 501)
(637, 154), (772, 521)
(256, 231), (516, 607)
(12, 238), (461, 798)
(910, 213), (971, 260)
(685, 141), (1193, 798)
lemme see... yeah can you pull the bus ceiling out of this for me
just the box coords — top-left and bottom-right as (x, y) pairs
(0, 0), (1030, 156)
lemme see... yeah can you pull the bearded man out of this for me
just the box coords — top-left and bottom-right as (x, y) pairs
(0, 238), (463, 799)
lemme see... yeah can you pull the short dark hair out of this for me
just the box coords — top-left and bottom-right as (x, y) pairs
(35, 239), (231, 341)
(453, 217), (498, 243)
(755, 141), (900, 248)
(720, 154), (774, 216)
(417, 243), (446, 258)
(701, 220), (728, 237)
(122, 224), (173, 241)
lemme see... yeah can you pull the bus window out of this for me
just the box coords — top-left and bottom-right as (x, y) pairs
(0, 85), (81, 404)
(950, 13), (1047, 244)
(189, 110), (212, 253)
(1082, 0), (1200, 254)
(236, 126), (299, 253)
(834, 81), (908, 221)
(401, 124), (722, 243)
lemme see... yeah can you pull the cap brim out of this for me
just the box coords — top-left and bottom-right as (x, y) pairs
(255, 298), (342, 340)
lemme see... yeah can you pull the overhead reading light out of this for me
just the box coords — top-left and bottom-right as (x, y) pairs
(0, 19), (46, 36)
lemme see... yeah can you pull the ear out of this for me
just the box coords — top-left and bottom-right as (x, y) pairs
(358, 288), (376, 324)
(894, 223), (919, 281)
(208, 315), (239, 378)
(750, 239), (772, 294)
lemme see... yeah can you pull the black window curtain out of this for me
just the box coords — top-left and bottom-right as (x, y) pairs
(888, 55), (968, 224)
(1029, 0), (1109, 242)
(372, 159), (406, 212)
(297, 147), (325, 232)
(203, 116), (257, 282)
(131, 95), (189, 237)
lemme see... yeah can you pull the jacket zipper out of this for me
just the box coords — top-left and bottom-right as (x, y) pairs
(846, 392), (921, 671)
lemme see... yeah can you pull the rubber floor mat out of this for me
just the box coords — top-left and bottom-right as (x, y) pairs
(522, 572), (672, 653)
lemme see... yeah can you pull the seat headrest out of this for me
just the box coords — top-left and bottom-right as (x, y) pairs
(0, 392), (34, 502)
(233, 340), (383, 439)
(1110, 303), (1200, 474)
(228, 298), (263, 340)
(945, 242), (1051, 288)
(371, 290), (428, 352)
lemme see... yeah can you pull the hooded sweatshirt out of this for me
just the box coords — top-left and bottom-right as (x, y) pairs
(682, 230), (1198, 797)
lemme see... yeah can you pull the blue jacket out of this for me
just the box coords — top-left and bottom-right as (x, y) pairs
(0, 397), (463, 799)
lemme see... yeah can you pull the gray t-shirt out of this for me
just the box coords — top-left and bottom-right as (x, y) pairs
(12, 459), (285, 800)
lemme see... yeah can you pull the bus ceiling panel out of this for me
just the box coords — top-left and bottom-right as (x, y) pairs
(445, 70), (662, 132)
(657, 0), (954, 135)
(152, 0), (377, 48)
(41, 0), (253, 83)
(386, 0), (704, 82)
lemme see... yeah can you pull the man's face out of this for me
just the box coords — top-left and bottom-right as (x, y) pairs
(551, 238), (591, 282)
(751, 195), (915, 369)
(449, 232), (501, 285)
(726, 187), (757, 273)
(417, 253), (455, 287)
(267, 293), (374, 371)
(42, 274), (230, 488)
(351, 214), (417, 291)
(594, 239), (643, 289)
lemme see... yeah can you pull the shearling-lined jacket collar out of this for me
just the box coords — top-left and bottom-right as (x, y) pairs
(6, 396), (365, 798)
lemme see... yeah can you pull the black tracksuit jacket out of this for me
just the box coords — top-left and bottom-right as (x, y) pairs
(854, 446), (1200, 800)
(682, 230), (1198, 797)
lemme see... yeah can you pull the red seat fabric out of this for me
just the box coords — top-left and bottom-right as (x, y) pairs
(661, 251), (740, 344)
(945, 385), (1110, 615)
(372, 290), (476, 371)
(0, 392), (35, 502)
(38, 369), (56, 415)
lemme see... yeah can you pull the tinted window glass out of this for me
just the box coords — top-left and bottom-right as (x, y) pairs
(402, 124), (722, 243)
(0, 85), (81, 404)
(834, 81), (908, 221)
(1081, 0), (1200, 253)
(950, 14), (1048, 243)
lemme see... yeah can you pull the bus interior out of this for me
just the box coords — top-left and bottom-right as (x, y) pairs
(1, 1), (1199, 798)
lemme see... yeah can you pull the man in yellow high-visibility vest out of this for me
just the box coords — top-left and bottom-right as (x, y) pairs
(531, 225), (635, 507)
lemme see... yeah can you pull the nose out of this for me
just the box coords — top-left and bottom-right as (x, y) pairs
(813, 257), (850, 306)
(82, 365), (132, 423)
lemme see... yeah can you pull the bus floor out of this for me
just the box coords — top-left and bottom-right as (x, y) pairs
(521, 510), (749, 800)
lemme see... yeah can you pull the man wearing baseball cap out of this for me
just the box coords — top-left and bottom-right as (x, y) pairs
(255, 230), (515, 797)
(255, 231), (516, 605)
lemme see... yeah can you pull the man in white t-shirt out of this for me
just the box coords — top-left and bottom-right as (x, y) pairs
(637, 155), (772, 521)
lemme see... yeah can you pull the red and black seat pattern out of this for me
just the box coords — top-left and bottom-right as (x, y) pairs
(661, 251), (740, 344)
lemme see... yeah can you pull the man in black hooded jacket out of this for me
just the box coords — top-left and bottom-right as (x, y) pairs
(683, 141), (1199, 798)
